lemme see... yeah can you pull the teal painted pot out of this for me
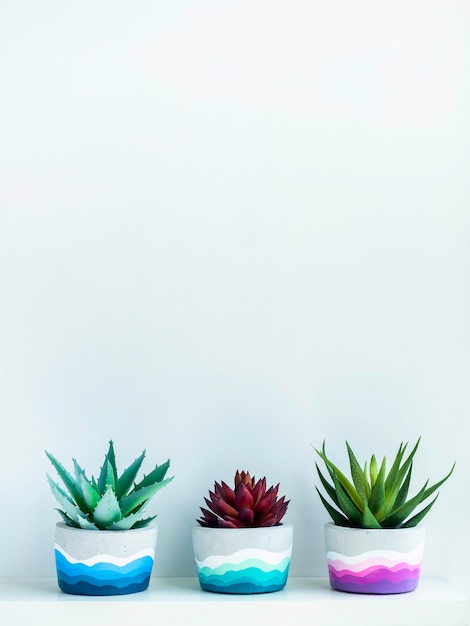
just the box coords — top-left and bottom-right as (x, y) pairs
(192, 524), (293, 594)
(54, 522), (158, 596)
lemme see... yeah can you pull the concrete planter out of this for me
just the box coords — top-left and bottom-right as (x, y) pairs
(54, 522), (158, 596)
(324, 522), (426, 594)
(192, 524), (293, 594)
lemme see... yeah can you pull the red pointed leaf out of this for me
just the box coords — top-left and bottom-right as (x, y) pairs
(218, 519), (239, 528)
(220, 481), (236, 506)
(214, 481), (225, 499)
(235, 470), (254, 490)
(197, 507), (220, 526)
(235, 483), (254, 511)
(237, 507), (255, 526)
(257, 497), (289, 526)
(221, 516), (244, 528)
(251, 477), (267, 507)
(254, 492), (275, 517)
(205, 495), (238, 518)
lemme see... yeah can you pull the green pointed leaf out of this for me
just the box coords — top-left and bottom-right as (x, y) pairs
(130, 516), (157, 529)
(93, 485), (122, 528)
(46, 474), (89, 526)
(73, 458), (88, 487)
(392, 440), (420, 495)
(77, 516), (100, 530)
(401, 495), (439, 528)
(384, 461), (455, 528)
(115, 451), (146, 500)
(385, 448), (413, 516)
(98, 441), (117, 494)
(134, 459), (172, 490)
(314, 446), (363, 511)
(368, 456), (387, 520)
(370, 454), (378, 486)
(383, 442), (406, 500)
(419, 462), (455, 501)
(391, 462), (413, 513)
(382, 481), (429, 527)
(107, 439), (117, 478)
(103, 460), (116, 492)
(346, 442), (368, 500)
(78, 473), (101, 512)
(46, 473), (74, 506)
(316, 463), (341, 509)
(332, 472), (363, 526)
(317, 441), (335, 483)
(97, 463), (107, 495)
(384, 439), (419, 511)
(315, 488), (350, 526)
(363, 462), (371, 499)
(71, 458), (100, 513)
(45, 451), (87, 511)
(362, 500), (382, 529)
(120, 477), (173, 517)
(55, 509), (80, 528)
(108, 511), (156, 530)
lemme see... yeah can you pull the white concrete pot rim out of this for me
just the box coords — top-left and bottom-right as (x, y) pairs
(55, 521), (158, 535)
(325, 521), (424, 534)
(193, 523), (293, 532)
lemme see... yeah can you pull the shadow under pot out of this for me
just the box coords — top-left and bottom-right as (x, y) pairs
(54, 522), (158, 596)
(192, 524), (293, 594)
(324, 522), (426, 595)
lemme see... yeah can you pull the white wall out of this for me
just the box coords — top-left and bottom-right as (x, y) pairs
(1, 0), (469, 599)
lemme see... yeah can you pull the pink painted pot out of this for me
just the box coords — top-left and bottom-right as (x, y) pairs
(324, 523), (426, 594)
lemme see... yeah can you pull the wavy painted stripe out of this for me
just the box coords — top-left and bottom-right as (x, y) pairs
(328, 555), (422, 573)
(59, 577), (150, 596)
(330, 577), (419, 594)
(55, 544), (155, 567)
(58, 568), (151, 587)
(56, 560), (154, 582)
(328, 556), (422, 573)
(329, 562), (421, 579)
(198, 565), (289, 594)
(197, 556), (291, 577)
(55, 550), (154, 595)
(327, 557), (422, 594)
(200, 565), (290, 584)
(55, 550), (153, 576)
(329, 565), (420, 583)
(196, 547), (292, 569)
(326, 544), (424, 567)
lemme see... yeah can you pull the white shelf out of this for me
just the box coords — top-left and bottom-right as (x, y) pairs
(0, 577), (468, 626)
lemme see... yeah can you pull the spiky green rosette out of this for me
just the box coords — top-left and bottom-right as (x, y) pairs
(197, 470), (289, 528)
(46, 441), (174, 530)
(314, 439), (454, 529)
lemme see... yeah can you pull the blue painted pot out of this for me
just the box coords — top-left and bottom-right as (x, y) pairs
(54, 522), (158, 596)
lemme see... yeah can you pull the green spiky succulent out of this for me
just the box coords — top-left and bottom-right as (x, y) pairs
(314, 438), (454, 529)
(46, 440), (174, 530)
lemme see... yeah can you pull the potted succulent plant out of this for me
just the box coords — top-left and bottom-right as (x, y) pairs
(192, 470), (293, 594)
(314, 438), (454, 595)
(45, 440), (174, 596)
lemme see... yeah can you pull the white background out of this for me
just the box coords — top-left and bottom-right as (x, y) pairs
(0, 0), (469, 601)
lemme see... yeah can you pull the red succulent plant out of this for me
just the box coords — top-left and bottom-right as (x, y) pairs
(197, 470), (290, 528)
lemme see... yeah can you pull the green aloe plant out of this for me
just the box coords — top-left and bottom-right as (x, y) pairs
(314, 438), (454, 529)
(46, 440), (174, 530)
